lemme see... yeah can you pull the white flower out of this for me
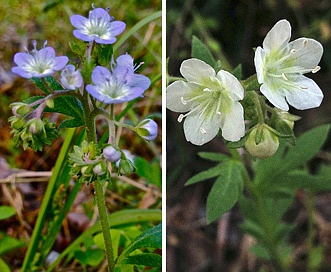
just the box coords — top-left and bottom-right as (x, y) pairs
(254, 19), (323, 111)
(166, 58), (245, 145)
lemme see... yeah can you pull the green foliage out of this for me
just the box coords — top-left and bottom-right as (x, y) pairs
(191, 35), (216, 67)
(134, 157), (161, 188)
(0, 206), (15, 220)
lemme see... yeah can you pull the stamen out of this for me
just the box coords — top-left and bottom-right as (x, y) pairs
(302, 40), (308, 47)
(43, 40), (48, 48)
(217, 111), (221, 115)
(299, 85), (309, 89)
(281, 73), (289, 81)
(312, 66), (321, 73)
(181, 96), (187, 105)
(32, 40), (37, 50)
(134, 62), (144, 71)
(200, 127), (207, 134)
(290, 49), (296, 54)
(203, 88), (211, 92)
(177, 114), (185, 123)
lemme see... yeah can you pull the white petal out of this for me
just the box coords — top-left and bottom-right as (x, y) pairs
(216, 70), (244, 100)
(254, 47), (265, 84)
(220, 102), (245, 142)
(183, 113), (220, 146)
(263, 19), (291, 51)
(285, 76), (323, 110)
(286, 38), (323, 70)
(260, 82), (289, 111)
(166, 81), (195, 112)
(180, 58), (215, 85)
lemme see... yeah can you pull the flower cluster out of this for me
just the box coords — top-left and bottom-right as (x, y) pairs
(166, 19), (324, 157)
(10, 5), (158, 181)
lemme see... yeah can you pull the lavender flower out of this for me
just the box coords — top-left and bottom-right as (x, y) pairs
(60, 65), (83, 90)
(70, 6), (126, 44)
(86, 54), (150, 104)
(12, 41), (68, 79)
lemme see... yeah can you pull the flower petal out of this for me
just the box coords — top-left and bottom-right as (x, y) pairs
(180, 58), (215, 85)
(38, 47), (56, 61)
(220, 102), (245, 142)
(70, 14), (88, 29)
(216, 70), (244, 100)
(91, 66), (111, 84)
(89, 8), (111, 21)
(12, 67), (33, 78)
(183, 112), (220, 146)
(73, 30), (93, 42)
(132, 74), (150, 91)
(285, 76), (323, 110)
(260, 82), (289, 111)
(263, 19), (291, 51)
(254, 46), (266, 83)
(13, 53), (33, 67)
(109, 21), (126, 36)
(166, 81), (197, 112)
(53, 56), (69, 71)
(286, 38), (323, 70)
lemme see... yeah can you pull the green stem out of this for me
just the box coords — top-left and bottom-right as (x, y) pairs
(94, 181), (115, 272)
(241, 74), (260, 91)
(252, 91), (265, 124)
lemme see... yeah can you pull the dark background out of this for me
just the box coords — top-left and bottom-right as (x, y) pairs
(166, 0), (331, 271)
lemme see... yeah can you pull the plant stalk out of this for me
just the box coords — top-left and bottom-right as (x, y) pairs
(94, 181), (115, 272)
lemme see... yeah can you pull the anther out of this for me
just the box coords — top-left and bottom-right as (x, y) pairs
(200, 127), (207, 134)
(290, 49), (296, 54)
(216, 111), (221, 115)
(177, 114), (184, 123)
(299, 85), (309, 89)
(281, 73), (289, 81)
(203, 88), (211, 92)
(180, 97), (187, 105)
(312, 66), (321, 73)
(303, 40), (308, 47)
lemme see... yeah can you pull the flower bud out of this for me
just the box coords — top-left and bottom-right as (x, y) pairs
(28, 118), (45, 135)
(274, 108), (300, 130)
(93, 162), (107, 176)
(11, 102), (32, 116)
(60, 65), (83, 90)
(245, 125), (279, 159)
(136, 119), (158, 141)
(118, 159), (135, 174)
(46, 99), (55, 109)
(103, 146), (121, 162)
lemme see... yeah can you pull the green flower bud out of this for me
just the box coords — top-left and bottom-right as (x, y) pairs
(119, 159), (135, 174)
(245, 125), (279, 159)
(46, 99), (55, 109)
(28, 118), (45, 135)
(93, 162), (107, 176)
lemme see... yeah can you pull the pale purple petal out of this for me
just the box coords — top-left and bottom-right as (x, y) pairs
(89, 8), (112, 21)
(116, 54), (133, 68)
(13, 53), (33, 66)
(109, 21), (126, 36)
(70, 15), (88, 29)
(11, 67), (33, 78)
(73, 30), (94, 42)
(95, 37), (116, 44)
(38, 47), (56, 60)
(53, 56), (69, 71)
(91, 66), (111, 84)
(132, 74), (150, 90)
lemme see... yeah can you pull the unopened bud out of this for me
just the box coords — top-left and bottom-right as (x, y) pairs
(93, 162), (106, 176)
(103, 146), (121, 162)
(28, 119), (45, 135)
(46, 99), (54, 109)
(245, 125), (279, 159)
(136, 119), (158, 141)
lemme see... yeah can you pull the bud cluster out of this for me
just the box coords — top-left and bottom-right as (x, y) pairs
(9, 102), (58, 151)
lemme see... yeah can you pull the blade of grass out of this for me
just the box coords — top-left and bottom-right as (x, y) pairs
(21, 128), (81, 271)
(113, 11), (162, 52)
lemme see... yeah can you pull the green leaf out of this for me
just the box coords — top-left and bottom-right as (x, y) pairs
(0, 233), (26, 256)
(284, 124), (330, 169)
(232, 64), (242, 80)
(74, 249), (104, 266)
(94, 44), (113, 67)
(0, 258), (10, 272)
(206, 160), (244, 223)
(185, 164), (224, 185)
(117, 224), (161, 264)
(134, 157), (161, 188)
(191, 36), (216, 67)
(0, 206), (15, 220)
(198, 152), (229, 162)
(121, 253), (161, 267)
